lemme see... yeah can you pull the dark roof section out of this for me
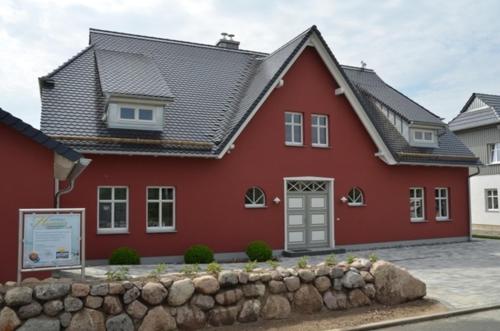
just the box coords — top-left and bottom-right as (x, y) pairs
(449, 93), (500, 132)
(95, 49), (174, 101)
(0, 108), (81, 162)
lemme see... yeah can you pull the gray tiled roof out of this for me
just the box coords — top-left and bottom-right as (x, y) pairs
(39, 26), (478, 165)
(449, 93), (500, 131)
(1, 107), (81, 162)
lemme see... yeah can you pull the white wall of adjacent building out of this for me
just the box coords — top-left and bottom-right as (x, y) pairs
(470, 174), (500, 225)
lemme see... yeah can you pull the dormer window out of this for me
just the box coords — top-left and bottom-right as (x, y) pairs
(106, 102), (164, 131)
(410, 128), (438, 147)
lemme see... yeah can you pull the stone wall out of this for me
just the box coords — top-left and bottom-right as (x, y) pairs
(0, 259), (426, 331)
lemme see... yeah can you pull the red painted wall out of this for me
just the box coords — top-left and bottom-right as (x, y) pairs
(0, 123), (54, 282)
(61, 47), (470, 261)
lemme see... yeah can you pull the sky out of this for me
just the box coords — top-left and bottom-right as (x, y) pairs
(1, 0), (500, 127)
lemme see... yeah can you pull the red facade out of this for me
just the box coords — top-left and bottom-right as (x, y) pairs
(58, 48), (470, 261)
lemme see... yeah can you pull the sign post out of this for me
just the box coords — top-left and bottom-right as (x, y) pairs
(18, 208), (85, 284)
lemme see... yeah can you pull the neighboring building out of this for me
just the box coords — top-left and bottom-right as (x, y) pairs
(39, 26), (479, 264)
(449, 93), (500, 231)
(0, 108), (88, 282)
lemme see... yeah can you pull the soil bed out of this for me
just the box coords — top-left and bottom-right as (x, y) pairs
(212, 299), (446, 331)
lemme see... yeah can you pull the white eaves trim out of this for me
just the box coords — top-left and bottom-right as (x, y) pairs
(217, 31), (397, 165)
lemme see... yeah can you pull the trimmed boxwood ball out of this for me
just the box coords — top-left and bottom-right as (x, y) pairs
(184, 244), (214, 264)
(109, 247), (141, 265)
(246, 240), (272, 262)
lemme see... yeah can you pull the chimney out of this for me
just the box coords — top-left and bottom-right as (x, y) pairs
(216, 32), (240, 50)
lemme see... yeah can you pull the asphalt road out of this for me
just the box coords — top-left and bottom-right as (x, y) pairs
(379, 309), (500, 331)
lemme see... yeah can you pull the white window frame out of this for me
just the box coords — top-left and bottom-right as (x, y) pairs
(106, 102), (164, 131)
(486, 189), (499, 212)
(97, 186), (129, 234)
(410, 187), (425, 222)
(489, 143), (500, 165)
(146, 186), (176, 233)
(285, 112), (303, 146)
(413, 129), (435, 143)
(435, 187), (449, 221)
(245, 187), (266, 208)
(347, 187), (364, 206)
(311, 114), (329, 147)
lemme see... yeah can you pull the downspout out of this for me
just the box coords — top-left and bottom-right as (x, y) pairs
(55, 158), (92, 208)
(468, 166), (481, 241)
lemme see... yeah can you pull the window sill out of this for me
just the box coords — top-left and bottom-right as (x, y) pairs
(312, 145), (330, 149)
(245, 205), (268, 209)
(486, 210), (500, 213)
(410, 219), (428, 223)
(436, 218), (452, 222)
(146, 228), (177, 233)
(347, 203), (366, 207)
(285, 143), (305, 147)
(97, 229), (129, 235)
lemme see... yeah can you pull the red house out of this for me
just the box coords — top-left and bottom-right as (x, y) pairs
(37, 26), (479, 264)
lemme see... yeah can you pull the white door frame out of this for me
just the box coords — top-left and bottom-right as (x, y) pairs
(283, 176), (335, 251)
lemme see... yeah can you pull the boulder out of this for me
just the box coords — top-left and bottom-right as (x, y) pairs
(333, 278), (342, 291)
(315, 266), (330, 277)
(126, 300), (148, 320)
(103, 295), (123, 315)
(0, 307), (21, 330)
(360, 271), (375, 283)
(348, 289), (371, 307)
(59, 312), (72, 328)
(270, 270), (283, 281)
(43, 299), (64, 317)
(241, 283), (266, 298)
(268, 280), (286, 294)
(168, 279), (195, 306)
(238, 272), (249, 284)
(363, 284), (376, 299)
(351, 258), (372, 271)
(330, 266), (345, 279)
(123, 287), (141, 304)
(238, 299), (261, 323)
(371, 261), (426, 305)
(323, 290), (347, 310)
(341, 270), (365, 289)
(190, 294), (215, 311)
(160, 277), (174, 289)
(283, 276), (300, 292)
(314, 276), (331, 292)
(176, 305), (206, 330)
(193, 275), (219, 295)
(21, 278), (40, 285)
(106, 313), (134, 331)
(261, 295), (291, 319)
(18, 301), (43, 319)
(218, 271), (238, 287)
(66, 308), (105, 331)
(85, 295), (103, 309)
(215, 288), (243, 306)
(34, 283), (70, 300)
(298, 269), (315, 283)
(71, 283), (90, 297)
(17, 316), (60, 331)
(260, 273), (272, 282)
(208, 306), (239, 326)
(90, 283), (109, 297)
(64, 296), (83, 312)
(138, 306), (176, 331)
(5, 287), (33, 306)
(142, 282), (168, 305)
(248, 273), (261, 282)
(109, 283), (125, 295)
(293, 284), (323, 314)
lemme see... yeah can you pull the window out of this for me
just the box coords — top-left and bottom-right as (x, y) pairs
(147, 187), (175, 232)
(347, 187), (364, 206)
(413, 129), (435, 143)
(98, 187), (128, 233)
(245, 187), (266, 208)
(435, 188), (449, 220)
(486, 189), (499, 211)
(107, 103), (164, 131)
(489, 143), (500, 164)
(285, 112), (303, 145)
(119, 106), (154, 121)
(312, 114), (328, 147)
(410, 187), (425, 221)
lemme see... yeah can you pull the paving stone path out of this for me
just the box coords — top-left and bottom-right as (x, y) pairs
(62, 239), (500, 309)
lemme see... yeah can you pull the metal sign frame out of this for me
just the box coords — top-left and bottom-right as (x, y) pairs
(18, 208), (85, 284)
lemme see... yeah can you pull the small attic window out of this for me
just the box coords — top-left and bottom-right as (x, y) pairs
(410, 128), (438, 147)
(107, 103), (164, 131)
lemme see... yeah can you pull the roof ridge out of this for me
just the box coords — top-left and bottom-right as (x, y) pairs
(41, 45), (94, 79)
(262, 25), (315, 59)
(341, 64), (375, 73)
(89, 28), (268, 56)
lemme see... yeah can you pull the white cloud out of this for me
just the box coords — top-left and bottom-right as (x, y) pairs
(0, 0), (499, 126)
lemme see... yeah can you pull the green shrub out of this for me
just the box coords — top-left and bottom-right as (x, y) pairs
(184, 245), (214, 264)
(181, 264), (200, 276)
(105, 266), (129, 281)
(206, 262), (222, 274)
(297, 256), (309, 269)
(109, 247), (140, 265)
(368, 253), (379, 263)
(346, 254), (356, 264)
(266, 259), (279, 270)
(244, 260), (258, 272)
(149, 263), (167, 278)
(325, 254), (336, 266)
(245, 240), (272, 262)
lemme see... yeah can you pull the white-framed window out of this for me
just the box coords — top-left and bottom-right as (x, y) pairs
(410, 187), (425, 221)
(98, 187), (128, 234)
(347, 187), (364, 206)
(106, 103), (164, 131)
(245, 187), (266, 208)
(147, 187), (175, 232)
(489, 143), (500, 164)
(435, 188), (449, 221)
(285, 112), (303, 146)
(413, 129), (435, 143)
(486, 189), (499, 212)
(119, 106), (154, 122)
(311, 114), (328, 147)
